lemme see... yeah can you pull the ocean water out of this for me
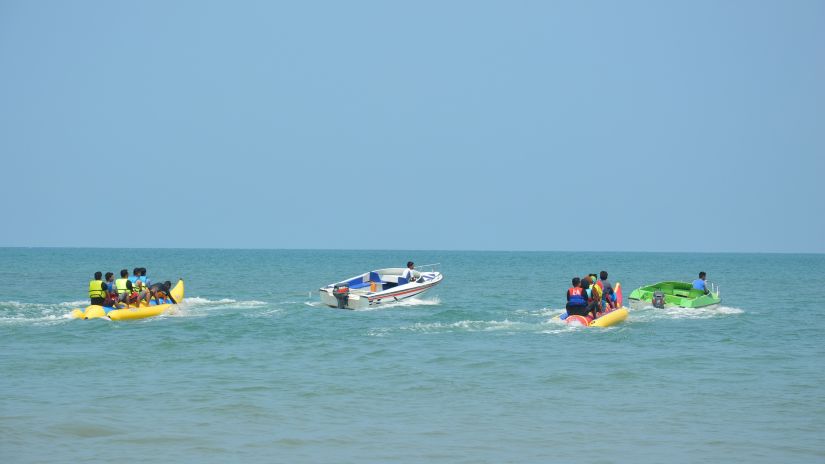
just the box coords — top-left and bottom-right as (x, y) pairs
(1, 248), (823, 463)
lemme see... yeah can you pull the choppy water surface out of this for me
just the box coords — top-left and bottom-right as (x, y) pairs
(1, 249), (823, 463)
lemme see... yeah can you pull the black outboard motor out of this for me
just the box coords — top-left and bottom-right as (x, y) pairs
(652, 290), (666, 309)
(333, 284), (350, 309)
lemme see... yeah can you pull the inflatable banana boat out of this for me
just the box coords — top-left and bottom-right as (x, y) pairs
(70, 279), (184, 321)
(559, 282), (628, 328)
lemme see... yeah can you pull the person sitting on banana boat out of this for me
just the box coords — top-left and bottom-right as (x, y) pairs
(566, 277), (598, 319)
(115, 269), (136, 305)
(129, 267), (150, 305)
(579, 277), (603, 318)
(595, 270), (617, 310)
(148, 280), (176, 305)
(88, 271), (108, 306)
(103, 271), (119, 307)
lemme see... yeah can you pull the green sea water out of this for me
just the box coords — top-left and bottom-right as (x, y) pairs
(1, 248), (823, 463)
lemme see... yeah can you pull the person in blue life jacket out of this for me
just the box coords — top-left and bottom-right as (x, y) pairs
(138, 267), (151, 287)
(88, 271), (107, 306)
(693, 272), (710, 294)
(103, 272), (118, 306)
(129, 267), (150, 304)
(115, 269), (134, 305)
(566, 277), (598, 319)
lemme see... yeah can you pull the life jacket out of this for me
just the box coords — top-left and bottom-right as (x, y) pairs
(88, 280), (106, 299)
(567, 287), (587, 306)
(592, 282), (603, 300)
(115, 278), (130, 294)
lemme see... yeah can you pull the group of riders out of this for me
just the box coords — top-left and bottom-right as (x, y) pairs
(565, 270), (618, 320)
(88, 267), (175, 307)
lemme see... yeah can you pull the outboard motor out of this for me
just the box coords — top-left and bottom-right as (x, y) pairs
(333, 284), (350, 309)
(652, 291), (666, 309)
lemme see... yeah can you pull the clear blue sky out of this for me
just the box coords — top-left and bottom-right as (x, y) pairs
(1, 0), (822, 252)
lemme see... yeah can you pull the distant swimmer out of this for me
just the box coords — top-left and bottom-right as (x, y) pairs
(693, 272), (710, 294)
(88, 271), (107, 306)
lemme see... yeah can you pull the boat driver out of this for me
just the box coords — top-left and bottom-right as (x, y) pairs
(693, 272), (710, 294)
(401, 261), (415, 283)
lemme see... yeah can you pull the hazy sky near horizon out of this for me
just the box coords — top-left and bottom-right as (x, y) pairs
(1, 0), (823, 252)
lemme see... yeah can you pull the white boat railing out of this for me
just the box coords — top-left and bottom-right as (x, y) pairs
(708, 282), (719, 296)
(414, 263), (441, 274)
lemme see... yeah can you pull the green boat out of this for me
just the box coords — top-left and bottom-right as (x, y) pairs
(628, 281), (721, 309)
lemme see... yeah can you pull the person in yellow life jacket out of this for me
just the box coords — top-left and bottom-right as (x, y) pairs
(89, 271), (107, 306)
(115, 269), (134, 305)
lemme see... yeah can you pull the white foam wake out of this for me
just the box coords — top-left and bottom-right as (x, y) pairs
(631, 305), (744, 320)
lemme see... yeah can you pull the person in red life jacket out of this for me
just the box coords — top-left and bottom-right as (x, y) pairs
(566, 277), (598, 319)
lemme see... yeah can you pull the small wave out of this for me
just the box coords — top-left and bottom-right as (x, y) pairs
(399, 318), (536, 333)
(632, 305), (744, 320)
(356, 296), (442, 311)
(181, 297), (267, 307)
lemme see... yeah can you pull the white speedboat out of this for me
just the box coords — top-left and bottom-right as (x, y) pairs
(319, 264), (443, 310)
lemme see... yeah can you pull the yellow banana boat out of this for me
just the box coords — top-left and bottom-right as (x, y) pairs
(71, 280), (184, 321)
(560, 282), (629, 328)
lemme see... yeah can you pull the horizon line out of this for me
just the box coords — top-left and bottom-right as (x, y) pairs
(0, 246), (822, 255)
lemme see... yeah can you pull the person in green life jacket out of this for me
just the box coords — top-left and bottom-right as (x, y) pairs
(115, 269), (134, 305)
(89, 271), (107, 306)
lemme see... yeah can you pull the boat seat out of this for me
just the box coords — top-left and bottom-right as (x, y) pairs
(673, 289), (691, 297)
(349, 282), (372, 289)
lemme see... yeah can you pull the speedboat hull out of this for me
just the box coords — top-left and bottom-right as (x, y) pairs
(320, 267), (443, 310)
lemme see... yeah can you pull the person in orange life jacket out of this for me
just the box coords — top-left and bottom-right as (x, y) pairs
(88, 271), (107, 306)
(595, 270), (616, 310)
(115, 269), (134, 304)
(566, 277), (598, 319)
